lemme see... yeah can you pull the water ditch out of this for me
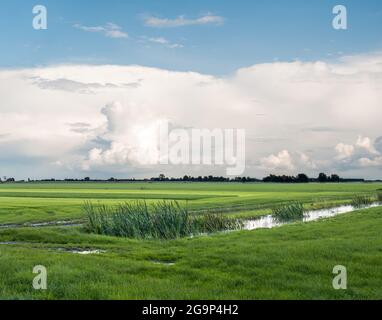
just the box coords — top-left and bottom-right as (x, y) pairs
(0, 203), (381, 241)
(243, 203), (381, 231)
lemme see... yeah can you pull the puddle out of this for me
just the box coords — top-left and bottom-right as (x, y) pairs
(0, 220), (83, 229)
(0, 224), (19, 229)
(55, 248), (106, 255)
(29, 220), (83, 228)
(72, 249), (106, 255)
(151, 261), (176, 266)
(0, 242), (106, 255)
(0, 241), (23, 245)
(244, 203), (381, 231)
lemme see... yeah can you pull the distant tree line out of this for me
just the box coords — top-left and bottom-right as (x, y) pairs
(262, 173), (343, 183)
(0, 173), (371, 184)
(150, 175), (261, 183)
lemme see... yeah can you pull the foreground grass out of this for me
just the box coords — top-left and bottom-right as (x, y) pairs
(0, 206), (381, 299)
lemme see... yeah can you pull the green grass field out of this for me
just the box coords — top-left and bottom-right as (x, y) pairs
(1, 182), (381, 224)
(0, 182), (381, 299)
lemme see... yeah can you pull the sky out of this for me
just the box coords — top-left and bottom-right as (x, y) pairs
(2, 0), (382, 74)
(0, 0), (382, 180)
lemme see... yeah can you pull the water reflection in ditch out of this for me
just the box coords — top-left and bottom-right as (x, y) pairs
(243, 203), (381, 231)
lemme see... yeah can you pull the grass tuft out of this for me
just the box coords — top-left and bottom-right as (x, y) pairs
(272, 202), (304, 222)
(376, 191), (382, 203)
(194, 212), (243, 233)
(351, 195), (373, 208)
(84, 201), (242, 239)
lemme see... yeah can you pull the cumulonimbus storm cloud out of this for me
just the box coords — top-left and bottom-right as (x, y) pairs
(1, 52), (382, 179)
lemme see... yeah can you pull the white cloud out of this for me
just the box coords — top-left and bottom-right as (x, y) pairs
(143, 14), (224, 27)
(260, 150), (295, 172)
(1, 52), (382, 178)
(335, 135), (381, 168)
(335, 143), (354, 160)
(298, 152), (318, 170)
(356, 135), (379, 154)
(358, 157), (382, 167)
(144, 37), (184, 49)
(81, 101), (163, 170)
(149, 37), (168, 44)
(74, 22), (128, 39)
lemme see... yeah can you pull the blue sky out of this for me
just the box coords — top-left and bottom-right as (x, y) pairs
(1, 1), (382, 180)
(1, 0), (382, 74)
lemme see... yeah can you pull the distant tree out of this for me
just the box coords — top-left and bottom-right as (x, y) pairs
(318, 173), (328, 183)
(6, 178), (15, 183)
(263, 174), (296, 183)
(84, 177), (90, 182)
(158, 174), (166, 181)
(296, 173), (309, 183)
(329, 174), (340, 183)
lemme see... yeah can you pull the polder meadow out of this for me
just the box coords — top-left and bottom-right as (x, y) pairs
(0, 181), (381, 299)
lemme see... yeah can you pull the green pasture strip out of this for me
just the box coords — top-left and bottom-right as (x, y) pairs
(0, 182), (381, 225)
(0, 191), (232, 201)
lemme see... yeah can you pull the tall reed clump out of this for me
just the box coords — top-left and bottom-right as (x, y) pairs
(351, 195), (373, 208)
(84, 201), (242, 239)
(193, 212), (243, 233)
(377, 191), (382, 203)
(272, 202), (304, 222)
